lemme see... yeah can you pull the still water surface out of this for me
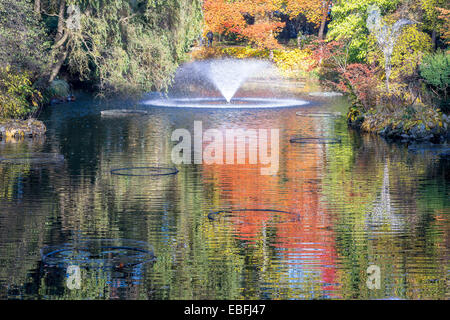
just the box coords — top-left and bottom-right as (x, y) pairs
(0, 89), (448, 299)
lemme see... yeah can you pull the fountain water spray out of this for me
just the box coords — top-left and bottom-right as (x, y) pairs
(207, 59), (273, 102)
(367, 5), (416, 91)
(141, 58), (308, 109)
(173, 58), (276, 102)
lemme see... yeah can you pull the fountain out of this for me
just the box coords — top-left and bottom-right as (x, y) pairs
(207, 59), (269, 103)
(142, 58), (309, 109)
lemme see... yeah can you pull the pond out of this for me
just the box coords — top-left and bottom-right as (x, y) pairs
(0, 87), (448, 300)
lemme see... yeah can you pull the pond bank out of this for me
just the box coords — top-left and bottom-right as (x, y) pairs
(0, 119), (46, 140)
(347, 105), (450, 143)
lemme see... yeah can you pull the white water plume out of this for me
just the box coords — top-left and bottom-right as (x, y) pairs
(206, 59), (273, 102)
(172, 58), (276, 102)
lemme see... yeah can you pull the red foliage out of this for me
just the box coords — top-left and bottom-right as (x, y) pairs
(337, 64), (379, 110)
(309, 40), (379, 110)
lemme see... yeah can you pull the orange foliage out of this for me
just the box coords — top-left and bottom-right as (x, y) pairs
(240, 21), (285, 49)
(203, 0), (285, 49)
(436, 7), (450, 45)
(283, 0), (332, 26)
(203, 0), (334, 48)
(203, 0), (246, 35)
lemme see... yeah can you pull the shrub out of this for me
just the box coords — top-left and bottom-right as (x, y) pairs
(0, 66), (41, 119)
(420, 51), (450, 111)
(310, 40), (381, 112)
(420, 51), (449, 91)
(337, 63), (380, 111)
(41, 80), (70, 104)
(272, 49), (314, 78)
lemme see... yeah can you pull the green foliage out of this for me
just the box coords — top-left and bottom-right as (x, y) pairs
(49, 80), (70, 97)
(63, 0), (203, 95)
(41, 79), (70, 104)
(420, 51), (450, 88)
(327, 0), (401, 62)
(0, 0), (50, 76)
(420, 50), (450, 110)
(0, 66), (41, 119)
(368, 24), (433, 81)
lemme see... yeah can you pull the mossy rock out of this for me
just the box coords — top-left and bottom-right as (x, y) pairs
(0, 119), (46, 140)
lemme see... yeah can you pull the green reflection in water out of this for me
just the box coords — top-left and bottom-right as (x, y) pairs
(0, 92), (448, 300)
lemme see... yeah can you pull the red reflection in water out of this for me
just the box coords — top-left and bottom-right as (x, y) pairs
(202, 115), (338, 296)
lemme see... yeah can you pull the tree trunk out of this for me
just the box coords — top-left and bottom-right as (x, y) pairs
(297, 34), (302, 48)
(318, 17), (326, 40)
(385, 62), (391, 92)
(49, 48), (68, 83)
(55, 0), (66, 43)
(34, 0), (40, 15)
(432, 30), (437, 49)
(49, 0), (67, 84)
(318, 1), (331, 40)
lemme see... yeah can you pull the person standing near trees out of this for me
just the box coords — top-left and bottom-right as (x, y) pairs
(206, 31), (214, 47)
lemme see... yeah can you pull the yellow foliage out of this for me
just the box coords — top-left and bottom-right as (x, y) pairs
(0, 66), (41, 119)
(272, 48), (314, 78)
(368, 24), (433, 82)
(191, 46), (314, 79)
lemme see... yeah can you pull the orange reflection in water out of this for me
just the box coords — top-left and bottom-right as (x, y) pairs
(202, 114), (338, 296)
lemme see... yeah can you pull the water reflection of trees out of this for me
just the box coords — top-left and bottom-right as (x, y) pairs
(323, 132), (449, 299)
(0, 107), (448, 299)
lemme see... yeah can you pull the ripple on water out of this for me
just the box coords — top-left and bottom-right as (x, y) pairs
(41, 239), (155, 270)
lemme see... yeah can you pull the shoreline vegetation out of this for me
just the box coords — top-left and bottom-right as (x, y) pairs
(0, 0), (203, 140)
(0, 0), (449, 143)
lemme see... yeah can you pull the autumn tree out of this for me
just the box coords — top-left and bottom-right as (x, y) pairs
(282, 0), (333, 40)
(239, 0), (285, 49)
(203, 0), (285, 50)
(417, 0), (448, 47)
(436, 7), (450, 45)
(203, 0), (335, 48)
(203, 0), (246, 38)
